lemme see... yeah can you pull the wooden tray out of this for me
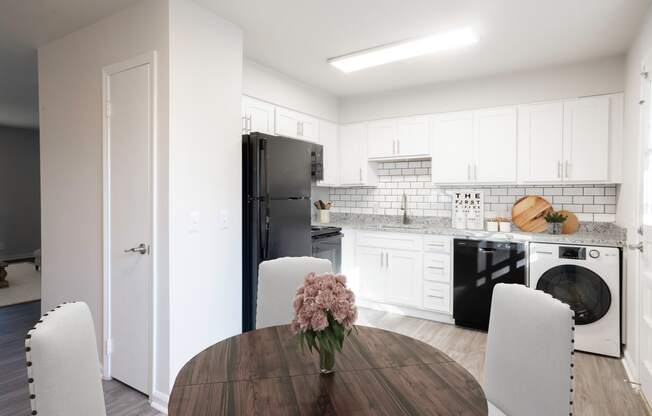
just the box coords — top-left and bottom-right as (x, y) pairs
(512, 195), (553, 233)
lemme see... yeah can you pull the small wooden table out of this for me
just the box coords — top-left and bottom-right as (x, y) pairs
(169, 325), (487, 415)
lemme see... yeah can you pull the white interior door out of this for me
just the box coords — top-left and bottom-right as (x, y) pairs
(638, 58), (652, 406)
(106, 62), (152, 394)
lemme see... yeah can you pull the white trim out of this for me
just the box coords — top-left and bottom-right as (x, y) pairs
(357, 299), (455, 324)
(102, 51), (158, 398)
(623, 347), (641, 385)
(150, 390), (169, 414)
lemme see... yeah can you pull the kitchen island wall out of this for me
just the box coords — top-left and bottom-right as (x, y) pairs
(326, 160), (618, 222)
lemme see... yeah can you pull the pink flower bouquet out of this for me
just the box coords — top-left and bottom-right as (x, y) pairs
(290, 272), (357, 373)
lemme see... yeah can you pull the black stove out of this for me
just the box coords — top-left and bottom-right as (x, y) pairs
(311, 225), (342, 239)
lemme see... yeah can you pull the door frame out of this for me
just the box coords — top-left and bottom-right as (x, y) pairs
(101, 52), (158, 397)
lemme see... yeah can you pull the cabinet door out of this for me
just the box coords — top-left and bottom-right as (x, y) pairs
(356, 246), (386, 302)
(563, 97), (610, 182)
(300, 114), (319, 143)
(396, 116), (429, 157)
(339, 123), (366, 185)
(386, 249), (422, 308)
(473, 107), (517, 183)
(317, 121), (339, 186)
(431, 112), (474, 184)
(367, 119), (397, 159)
(518, 102), (564, 182)
(275, 107), (301, 139)
(242, 96), (275, 135)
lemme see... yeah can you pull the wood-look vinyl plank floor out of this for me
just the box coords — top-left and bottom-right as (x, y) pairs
(1, 302), (649, 415)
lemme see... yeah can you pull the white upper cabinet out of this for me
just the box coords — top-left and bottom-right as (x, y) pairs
(275, 106), (319, 142)
(518, 102), (565, 182)
(473, 107), (517, 183)
(317, 120), (339, 187)
(367, 116), (429, 159)
(242, 96), (275, 135)
(396, 116), (429, 157)
(339, 123), (377, 186)
(367, 119), (396, 159)
(563, 96), (610, 182)
(517, 95), (619, 183)
(431, 111), (474, 183)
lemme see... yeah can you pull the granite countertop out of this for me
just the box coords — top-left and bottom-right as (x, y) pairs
(319, 214), (626, 248)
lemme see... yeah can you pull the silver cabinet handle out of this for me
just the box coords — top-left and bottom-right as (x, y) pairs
(393, 140), (396, 154)
(125, 243), (148, 255)
(397, 140), (400, 154)
(467, 164), (471, 181)
(629, 242), (644, 252)
(427, 266), (444, 270)
(242, 116), (247, 133)
(426, 294), (445, 299)
(565, 160), (570, 178)
(385, 252), (389, 268)
(380, 252), (383, 267)
(557, 161), (562, 178)
(246, 115), (252, 133)
(474, 164), (478, 181)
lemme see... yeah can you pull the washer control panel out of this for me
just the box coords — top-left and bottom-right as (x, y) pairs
(559, 246), (586, 260)
(589, 249), (601, 259)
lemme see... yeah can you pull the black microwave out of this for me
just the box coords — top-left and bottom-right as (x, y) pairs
(311, 144), (323, 181)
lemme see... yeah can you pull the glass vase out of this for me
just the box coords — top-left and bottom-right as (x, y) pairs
(319, 349), (336, 374)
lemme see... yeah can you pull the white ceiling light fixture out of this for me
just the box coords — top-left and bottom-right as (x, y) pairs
(328, 27), (478, 73)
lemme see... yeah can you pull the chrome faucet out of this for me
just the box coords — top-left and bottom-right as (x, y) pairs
(401, 192), (409, 224)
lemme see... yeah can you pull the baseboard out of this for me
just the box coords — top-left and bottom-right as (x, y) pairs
(150, 390), (169, 415)
(622, 348), (639, 386)
(357, 299), (454, 324)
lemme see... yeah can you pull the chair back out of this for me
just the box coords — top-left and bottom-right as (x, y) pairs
(256, 257), (332, 328)
(485, 284), (574, 416)
(25, 301), (106, 416)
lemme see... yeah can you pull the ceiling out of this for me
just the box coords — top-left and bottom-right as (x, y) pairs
(200, 0), (650, 97)
(0, 0), (139, 128)
(0, 0), (649, 128)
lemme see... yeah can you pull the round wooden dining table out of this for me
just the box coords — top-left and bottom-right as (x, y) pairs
(169, 325), (487, 415)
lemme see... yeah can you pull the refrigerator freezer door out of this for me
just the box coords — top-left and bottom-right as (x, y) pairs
(261, 134), (312, 198)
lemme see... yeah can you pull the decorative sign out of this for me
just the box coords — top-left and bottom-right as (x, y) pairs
(452, 191), (484, 230)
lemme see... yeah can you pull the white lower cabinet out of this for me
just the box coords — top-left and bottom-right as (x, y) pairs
(356, 246), (386, 302)
(386, 249), (422, 308)
(354, 231), (452, 320)
(423, 282), (451, 313)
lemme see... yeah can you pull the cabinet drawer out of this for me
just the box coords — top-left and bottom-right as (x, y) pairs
(356, 231), (422, 251)
(423, 282), (451, 313)
(423, 253), (451, 283)
(423, 235), (451, 253)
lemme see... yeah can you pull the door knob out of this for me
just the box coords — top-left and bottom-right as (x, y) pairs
(628, 242), (644, 252)
(124, 243), (148, 255)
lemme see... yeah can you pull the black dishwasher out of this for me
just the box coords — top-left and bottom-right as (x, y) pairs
(453, 239), (527, 331)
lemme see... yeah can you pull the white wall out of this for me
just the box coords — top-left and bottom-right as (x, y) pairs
(243, 58), (339, 122)
(619, 3), (652, 381)
(339, 55), (625, 123)
(38, 0), (170, 399)
(168, 0), (243, 389)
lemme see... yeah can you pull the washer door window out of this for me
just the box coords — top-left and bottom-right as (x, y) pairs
(536, 265), (611, 325)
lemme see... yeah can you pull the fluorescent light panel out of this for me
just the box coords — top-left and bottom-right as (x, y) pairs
(329, 27), (477, 73)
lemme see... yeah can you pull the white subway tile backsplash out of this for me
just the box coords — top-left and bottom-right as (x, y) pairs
(326, 162), (618, 222)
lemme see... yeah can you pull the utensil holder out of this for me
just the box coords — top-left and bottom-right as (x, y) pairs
(318, 209), (330, 224)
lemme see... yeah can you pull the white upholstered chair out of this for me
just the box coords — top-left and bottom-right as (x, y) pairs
(256, 256), (332, 328)
(25, 301), (106, 416)
(484, 283), (574, 416)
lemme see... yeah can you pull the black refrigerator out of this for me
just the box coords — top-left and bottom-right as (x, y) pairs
(242, 132), (313, 332)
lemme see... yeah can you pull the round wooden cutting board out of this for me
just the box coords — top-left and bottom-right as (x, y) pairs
(558, 210), (579, 234)
(511, 195), (553, 233)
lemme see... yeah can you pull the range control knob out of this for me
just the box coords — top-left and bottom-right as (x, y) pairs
(589, 249), (600, 259)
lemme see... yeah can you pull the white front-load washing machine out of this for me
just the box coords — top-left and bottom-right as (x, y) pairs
(529, 242), (620, 357)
